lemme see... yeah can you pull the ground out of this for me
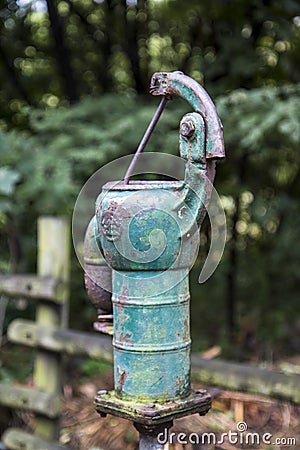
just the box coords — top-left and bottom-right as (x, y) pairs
(1, 347), (300, 449)
(61, 367), (300, 450)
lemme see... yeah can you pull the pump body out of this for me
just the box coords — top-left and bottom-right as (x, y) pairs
(84, 71), (225, 431)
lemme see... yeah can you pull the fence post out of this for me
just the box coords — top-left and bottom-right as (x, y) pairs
(33, 217), (70, 441)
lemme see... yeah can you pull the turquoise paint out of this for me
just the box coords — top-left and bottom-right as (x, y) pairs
(91, 71), (225, 405)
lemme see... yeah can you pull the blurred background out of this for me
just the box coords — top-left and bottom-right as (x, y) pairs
(1, 0), (300, 377)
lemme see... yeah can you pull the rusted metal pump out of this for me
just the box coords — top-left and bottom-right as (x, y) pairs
(84, 71), (225, 448)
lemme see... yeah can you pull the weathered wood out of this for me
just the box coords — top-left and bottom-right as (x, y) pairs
(8, 316), (300, 404)
(0, 274), (62, 302)
(8, 319), (113, 362)
(191, 355), (300, 404)
(0, 383), (61, 418)
(219, 390), (276, 404)
(3, 428), (68, 450)
(37, 216), (70, 319)
(34, 217), (70, 441)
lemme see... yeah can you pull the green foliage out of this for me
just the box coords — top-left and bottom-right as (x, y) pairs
(0, 83), (300, 358)
(0, 93), (187, 328)
(1, 0), (300, 359)
(1, 0), (300, 124)
(0, 347), (34, 382)
(6, 98), (157, 208)
(192, 84), (300, 357)
(0, 166), (20, 230)
(79, 358), (112, 378)
(0, 93), (184, 224)
(0, 167), (20, 196)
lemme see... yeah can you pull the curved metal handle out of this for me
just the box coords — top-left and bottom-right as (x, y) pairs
(150, 71), (225, 226)
(150, 71), (225, 162)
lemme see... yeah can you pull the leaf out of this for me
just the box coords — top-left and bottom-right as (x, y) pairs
(0, 200), (11, 213)
(0, 166), (21, 195)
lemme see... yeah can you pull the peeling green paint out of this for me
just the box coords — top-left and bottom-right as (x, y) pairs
(92, 72), (224, 419)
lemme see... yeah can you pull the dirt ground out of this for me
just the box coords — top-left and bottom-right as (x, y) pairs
(60, 368), (300, 450)
(1, 348), (299, 450)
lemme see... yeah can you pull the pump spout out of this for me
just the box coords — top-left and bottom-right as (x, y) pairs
(150, 71), (225, 162)
(150, 71), (225, 226)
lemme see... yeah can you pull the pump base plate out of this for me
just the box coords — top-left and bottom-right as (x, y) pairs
(95, 389), (211, 426)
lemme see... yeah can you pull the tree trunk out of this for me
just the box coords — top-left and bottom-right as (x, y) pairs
(46, 0), (79, 103)
(226, 153), (248, 340)
(0, 44), (33, 105)
(121, 0), (147, 94)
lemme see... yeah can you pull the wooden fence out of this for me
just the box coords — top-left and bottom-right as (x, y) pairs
(1, 216), (300, 450)
(0, 217), (112, 450)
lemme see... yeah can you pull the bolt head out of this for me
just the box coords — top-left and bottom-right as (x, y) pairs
(195, 389), (207, 395)
(97, 390), (108, 395)
(180, 120), (195, 138)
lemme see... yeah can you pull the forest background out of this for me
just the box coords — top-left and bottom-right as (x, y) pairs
(1, 0), (300, 379)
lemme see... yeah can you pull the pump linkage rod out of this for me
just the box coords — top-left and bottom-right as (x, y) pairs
(123, 95), (169, 184)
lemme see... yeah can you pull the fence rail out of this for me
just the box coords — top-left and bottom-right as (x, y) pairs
(1, 217), (71, 450)
(1, 216), (300, 450)
(2, 429), (66, 450)
(0, 384), (61, 418)
(8, 319), (113, 361)
(0, 275), (61, 302)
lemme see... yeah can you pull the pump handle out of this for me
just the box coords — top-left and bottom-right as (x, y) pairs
(150, 71), (225, 161)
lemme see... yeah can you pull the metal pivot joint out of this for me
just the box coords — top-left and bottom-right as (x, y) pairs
(83, 71), (225, 446)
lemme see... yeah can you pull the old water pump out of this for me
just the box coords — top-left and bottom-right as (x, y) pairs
(84, 71), (225, 447)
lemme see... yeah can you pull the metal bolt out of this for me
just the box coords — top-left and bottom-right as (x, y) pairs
(195, 389), (207, 395)
(180, 120), (195, 138)
(145, 403), (156, 408)
(97, 390), (108, 395)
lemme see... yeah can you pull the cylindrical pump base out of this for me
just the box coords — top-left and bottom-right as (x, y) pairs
(112, 269), (191, 401)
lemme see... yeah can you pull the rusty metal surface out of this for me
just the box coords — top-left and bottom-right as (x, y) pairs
(93, 72), (223, 404)
(96, 182), (199, 271)
(93, 311), (113, 335)
(95, 179), (199, 401)
(150, 71), (225, 161)
(138, 434), (165, 450)
(84, 217), (112, 318)
(84, 271), (112, 312)
(83, 72), (224, 439)
(95, 389), (211, 425)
